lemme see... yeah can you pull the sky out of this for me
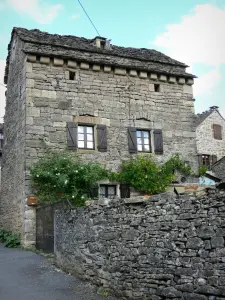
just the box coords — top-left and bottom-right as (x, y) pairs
(0, 0), (225, 122)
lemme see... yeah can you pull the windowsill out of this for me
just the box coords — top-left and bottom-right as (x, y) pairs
(77, 148), (97, 153)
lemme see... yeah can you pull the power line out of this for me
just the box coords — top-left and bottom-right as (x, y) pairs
(77, 0), (101, 36)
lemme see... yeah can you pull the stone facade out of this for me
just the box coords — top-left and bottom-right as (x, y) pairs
(55, 189), (225, 299)
(0, 27), (198, 247)
(0, 123), (3, 186)
(196, 107), (225, 161)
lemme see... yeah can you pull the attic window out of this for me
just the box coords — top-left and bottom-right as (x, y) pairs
(154, 84), (160, 92)
(100, 40), (106, 49)
(69, 71), (75, 80)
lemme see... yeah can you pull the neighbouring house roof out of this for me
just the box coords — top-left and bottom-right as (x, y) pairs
(4, 27), (196, 84)
(212, 156), (225, 168)
(195, 107), (225, 127)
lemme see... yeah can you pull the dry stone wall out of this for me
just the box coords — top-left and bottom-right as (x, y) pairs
(55, 189), (225, 300)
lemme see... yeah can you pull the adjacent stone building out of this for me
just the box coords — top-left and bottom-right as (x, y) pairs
(0, 123), (3, 187)
(0, 27), (197, 247)
(196, 106), (225, 167)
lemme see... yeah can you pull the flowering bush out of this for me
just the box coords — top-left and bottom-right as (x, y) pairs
(30, 152), (109, 206)
(112, 154), (192, 195)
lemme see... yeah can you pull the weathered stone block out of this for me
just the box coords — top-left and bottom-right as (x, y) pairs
(187, 78), (194, 85)
(26, 107), (40, 117)
(129, 70), (138, 77)
(104, 66), (111, 72)
(53, 58), (64, 66)
(40, 56), (50, 64)
(139, 71), (148, 79)
(211, 237), (224, 248)
(178, 77), (186, 85)
(80, 62), (89, 70)
(114, 68), (126, 75)
(67, 60), (77, 68)
(92, 65), (101, 71)
(150, 73), (158, 80)
(168, 76), (176, 83)
(27, 55), (36, 62)
(159, 75), (167, 82)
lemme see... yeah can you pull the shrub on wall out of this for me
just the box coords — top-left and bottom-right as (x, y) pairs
(113, 154), (192, 195)
(30, 152), (109, 206)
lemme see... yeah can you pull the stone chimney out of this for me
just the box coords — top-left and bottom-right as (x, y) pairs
(93, 37), (111, 49)
(210, 106), (219, 110)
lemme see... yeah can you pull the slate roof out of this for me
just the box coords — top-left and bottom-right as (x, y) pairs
(14, 27), (187, 67)
(195, 107), (225, 127)
(4, 27), (196, 83)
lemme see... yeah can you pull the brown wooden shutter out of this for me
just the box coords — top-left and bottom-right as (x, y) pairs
(120, 184), (130, 198)
(198, 154), (203, 166)
(89, 185), (99, 198)
(97, 124), (107, 152)
(212, 155), (217, 165)
(66, 122), (78, 149)
(213, 124), (222, 140)
(154, 129), (163, 154)
(128, 127), (137, 153)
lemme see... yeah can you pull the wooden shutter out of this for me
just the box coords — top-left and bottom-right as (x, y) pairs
(154, 129), (163, 154)
(128, 127), (137, 153)
(198, 154), (203, 166)
(97, 124), (107, 152)
(213, 124), (222, 140)
(120, 184), (130, 198)
(66, 122), (78, 149)
(89, 185), (99, 198)
(212, 155), (217, 165)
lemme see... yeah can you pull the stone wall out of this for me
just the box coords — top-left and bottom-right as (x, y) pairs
(196, 110), (225, 160)
(55, 190), (225, 300)
(25, 56), (198, 175)
(0, 35), (27, 237)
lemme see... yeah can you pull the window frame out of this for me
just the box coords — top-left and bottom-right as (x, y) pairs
(136, 129), (151, 153)
(77, 124), (95, 150)
(201, 154), (211, 166)
(99, 184), (117, 199)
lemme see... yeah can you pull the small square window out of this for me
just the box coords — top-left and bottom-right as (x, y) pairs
(69, 71), (75, 80)
(100, 185), (116, 199)
(213, 124), (222, 140)
(154, 84), (160, 92)
(78, 125), (94, 149)
(136, 130), (151, 152)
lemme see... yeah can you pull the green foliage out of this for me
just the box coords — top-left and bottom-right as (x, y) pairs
(30, 151), (109, 206)
(0, 228), (20, 248)
(113, 154), (192, 195)
(198, 165), (208, 177)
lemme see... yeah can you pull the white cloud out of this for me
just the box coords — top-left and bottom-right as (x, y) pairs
(0, 1), (6, 10)
(193, 68), (222, 97)
(154, 4), (225, 67)
(7, 0), (63, 24)
(0, 60), (6, 123)
(70, 14), (80, 20)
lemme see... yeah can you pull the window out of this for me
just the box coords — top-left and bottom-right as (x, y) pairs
(67, 122), (107, 152)
(128, 127), (163, 154)
(78, 125), (94, 149)
(213, 124), (222, 140)
(202, 154), (210, 166)
(154, 84), (160, 92)
(69, 71), (75, 80)
(198, 154), (217, 167)
(99, 185), (116, 199)
(136, 130), (151, 152)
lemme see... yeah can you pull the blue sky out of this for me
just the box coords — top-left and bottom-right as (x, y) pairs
(0, 0), (225, 122)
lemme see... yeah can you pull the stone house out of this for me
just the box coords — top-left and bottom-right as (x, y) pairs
(0, 27), (197, 247)
(196, 106), (225, 168)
